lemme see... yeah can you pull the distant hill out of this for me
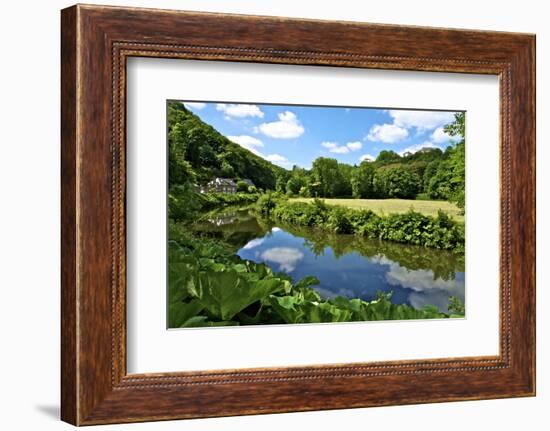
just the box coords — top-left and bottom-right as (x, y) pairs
(167, 101), (285, 190)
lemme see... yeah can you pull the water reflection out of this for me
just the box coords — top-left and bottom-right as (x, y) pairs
(191, 207), (465, 313)
(258, 247), (305, 272)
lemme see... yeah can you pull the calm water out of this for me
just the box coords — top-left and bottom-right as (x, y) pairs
(192, 207), (465, 313)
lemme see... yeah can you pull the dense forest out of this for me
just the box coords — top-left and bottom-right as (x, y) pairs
(168, 101), (465, 211)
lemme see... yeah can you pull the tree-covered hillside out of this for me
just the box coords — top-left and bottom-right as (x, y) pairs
(168, 101), (285, 190)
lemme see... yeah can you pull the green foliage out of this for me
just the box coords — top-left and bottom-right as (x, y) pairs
(201, 192), (259, 209)
(269, 290), (447, 324)
(167, 232), (453, 327)
(310, 157), (350, 198)
(256, 192), (282, 216)
(168, 188), (259, 222)
(286, 175), (307, 196)
(167, 101), (284, 190)
(423, 113), (465, 210)
(275, 170), (291, 193)
(351, 161), (375, 198)
(270, 198), (330, 227)
(444, 112), (465, 138)
(236, 180), (249, 193)
(266, 199), (464, 250)
(168, 147), (196, 189)
(425, 143), (465, 210)
(448, 296), (465, 315)
(375, 150), (402, 165)
(373, 167), (421, 199)
(326, 206), (354, 234)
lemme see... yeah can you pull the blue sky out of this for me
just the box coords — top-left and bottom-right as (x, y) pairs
(180, 101), (461, 169)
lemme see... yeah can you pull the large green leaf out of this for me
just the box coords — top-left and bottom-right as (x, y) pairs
(270, 296), (353, 324)
(169, 299), (204, 328)
(194, 268), (287, 321)
(269, 295), (304, 323)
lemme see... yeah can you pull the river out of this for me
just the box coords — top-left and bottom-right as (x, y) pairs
(191, 207), (465, 314)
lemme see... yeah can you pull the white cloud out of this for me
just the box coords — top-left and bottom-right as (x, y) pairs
(331, 146), (350, 154)
(385, 263), (463, 294)
(260, 247), (304, 272)
(431, 127), (454, 143)
(265, 154), (292, 168)
(216, 103), (264, 118)
(388, 110), (456, 132)
(265, 154), (287, 163)
(366, 123), (409, 143)
(227, 135), (264, 148)
(321, 141), (362, 154)
(360, 154), (376, 162)
(256, 111), (304, 139)
(346, 141), (362, 151)
(242, 238), (265, 250)
(321, 141), (338, 150)
(227, 135), (264, 155)
(398, 141), (442, 156)
(184, 102), (206, 110)
(385, 263), (464, 312)
(322, 141), (349, 154)
(227, 137), (292, 167)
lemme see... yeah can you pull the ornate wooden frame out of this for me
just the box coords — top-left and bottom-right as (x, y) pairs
(61, 4), (536, 425)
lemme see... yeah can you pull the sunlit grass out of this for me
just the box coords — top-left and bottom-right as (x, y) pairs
(290, 198), (464, 223)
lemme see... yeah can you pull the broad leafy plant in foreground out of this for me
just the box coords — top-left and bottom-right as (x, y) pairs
(168, 230), (463, 328)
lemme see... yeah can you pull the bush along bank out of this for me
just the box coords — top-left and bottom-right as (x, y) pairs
(257, 194), (464, 250)
(168, 183), (260, 221)
(167, 226), (463, 328)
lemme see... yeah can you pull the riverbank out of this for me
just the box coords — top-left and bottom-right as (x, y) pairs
(258, 194), (465, 251)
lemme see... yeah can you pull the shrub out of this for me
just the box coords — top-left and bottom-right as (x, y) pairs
(326, 206), (354, 234)
(448, 296), (465, 315)
(256, 192), (282, 215)
(236, 180), (249, 193)
(168, 183), (205, 221)
(263, 199), (464, 250)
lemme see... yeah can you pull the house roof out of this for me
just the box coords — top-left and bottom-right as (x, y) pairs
(208, 177), (237, 187)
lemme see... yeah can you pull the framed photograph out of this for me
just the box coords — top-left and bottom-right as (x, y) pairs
(61, 4), (536, 425)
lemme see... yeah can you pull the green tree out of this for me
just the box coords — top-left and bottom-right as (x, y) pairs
(219, 159), (234, 178)
(423, 159), (441, 194)
(444, 113), (465, 210)
(444, 112), (465, 138)
(375, 150), (402, 166)
(336, 163), (353, 197)
(373, 167), (421, 199)
(275, 171), (291, 193)
(311, 157), (344, 197)
(426, 113), (465, 209)
(286, 176), (307, 196)
(351, 161), (375, 198)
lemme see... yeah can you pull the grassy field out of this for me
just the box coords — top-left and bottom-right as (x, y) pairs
(290, 198), (464, 222)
